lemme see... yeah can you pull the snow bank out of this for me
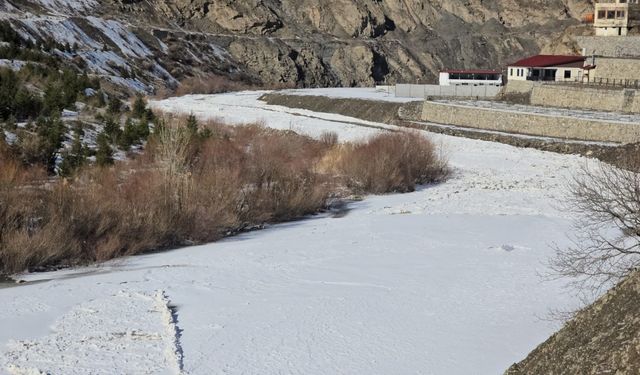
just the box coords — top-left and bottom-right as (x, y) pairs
(2, 290), (182, 374)
(0, 60), (27, 71)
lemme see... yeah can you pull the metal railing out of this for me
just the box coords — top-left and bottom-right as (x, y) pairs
(545, 77), (640, 89)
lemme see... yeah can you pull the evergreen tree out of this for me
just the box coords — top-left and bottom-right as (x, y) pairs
(95, 132), (114, 167)
(103, 116), (121, 144)
(136, 118), (150, 141)
(60, 129), (87, 176)
(35, 116), (65, 173)
(107, 96), (122, 115)
(119, 118), (137, 149)
(0, 68), (19, 120)
(186, 113), (198, 136)
(131, 95), (147, 119)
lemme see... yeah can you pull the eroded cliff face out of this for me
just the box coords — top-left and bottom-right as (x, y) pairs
(5, 0), (594, 90)
(142, 0), (593, 85)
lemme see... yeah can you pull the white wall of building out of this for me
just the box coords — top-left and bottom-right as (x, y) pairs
(507, 66), (584, 82)
(439, 72), (503, 86)
(595, 26), (629, 36)
(507, 67), (530, 81)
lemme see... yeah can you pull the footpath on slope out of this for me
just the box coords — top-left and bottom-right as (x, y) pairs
(261, 92), (640, 169)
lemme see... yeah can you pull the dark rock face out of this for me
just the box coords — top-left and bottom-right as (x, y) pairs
(505, 270), (640, 375)
(6, 0), (593, 90)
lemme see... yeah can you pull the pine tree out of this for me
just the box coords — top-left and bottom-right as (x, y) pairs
(119, 118), (137, 149)
(95, 132), (114, 167)
(131, 95), (147, 119)
(136, 118), (150, 141)
(35, 116), (65, 173)
(103, 116), (121, 144)
(107, 97), (122, 115)
(186, 113), (198, 136)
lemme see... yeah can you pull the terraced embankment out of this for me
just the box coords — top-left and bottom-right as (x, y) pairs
(420, 100), (640, 144)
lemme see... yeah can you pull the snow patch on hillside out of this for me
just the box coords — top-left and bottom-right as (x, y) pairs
(21, 17), (100, 49)
(86, 17), (152, 58)
(30, 0), (97, 14)
(0, 60), (27, 71)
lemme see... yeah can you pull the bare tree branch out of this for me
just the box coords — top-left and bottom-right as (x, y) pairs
(550, 160), (640, 294)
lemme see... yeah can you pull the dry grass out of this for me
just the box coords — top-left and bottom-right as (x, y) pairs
(0, 121), (447, 275)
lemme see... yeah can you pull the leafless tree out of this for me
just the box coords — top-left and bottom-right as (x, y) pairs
(155, 116), (193, 212)
(551, 160), (640, 294)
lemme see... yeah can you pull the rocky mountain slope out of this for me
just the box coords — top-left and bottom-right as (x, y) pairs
(505, 269), (640, 374)
(1, 0), (594, 92)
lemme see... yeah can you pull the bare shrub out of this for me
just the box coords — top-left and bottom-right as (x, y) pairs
(551, 160), (640, 293)
(0, 121), (448, 275)
(326, 131), (448, 194)
(319, 131), (339, 148)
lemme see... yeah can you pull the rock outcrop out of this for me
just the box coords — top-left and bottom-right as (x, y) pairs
(505, 270), (640, 375)
(3, 0), (594, 90)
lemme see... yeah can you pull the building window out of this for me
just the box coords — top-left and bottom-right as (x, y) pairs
(617, 11), (626, 18)
(564, 70), (571, 79)
(607, 11), (616, 19)
(597, 10), (606, 19)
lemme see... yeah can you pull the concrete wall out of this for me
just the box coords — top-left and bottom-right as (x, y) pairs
(530, 84), (640, 113)
(420, 101), (640, 144)
(396, 84), (501, 99)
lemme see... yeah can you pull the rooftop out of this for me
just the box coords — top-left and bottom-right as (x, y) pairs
(441, 69), (502, 74)
(509, 55), (586, 68)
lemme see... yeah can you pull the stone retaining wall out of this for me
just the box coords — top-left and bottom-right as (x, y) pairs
(420, 101), (640, 144)
(530, 85), (640, 113)
(592, 57), (640, 81)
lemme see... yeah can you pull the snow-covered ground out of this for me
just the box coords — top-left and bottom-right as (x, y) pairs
(151, 91), (398, 142)
(0, 90), (590, 374)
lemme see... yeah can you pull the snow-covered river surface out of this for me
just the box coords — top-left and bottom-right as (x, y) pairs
(1, 89), (589, 374)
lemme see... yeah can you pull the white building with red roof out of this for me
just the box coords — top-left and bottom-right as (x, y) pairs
(438, 69), (503, 86)
(507, 55), (589, 83)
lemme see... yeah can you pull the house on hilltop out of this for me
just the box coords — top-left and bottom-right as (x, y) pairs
(506, 55), (591, 83)
(594, 0), (640, 36)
